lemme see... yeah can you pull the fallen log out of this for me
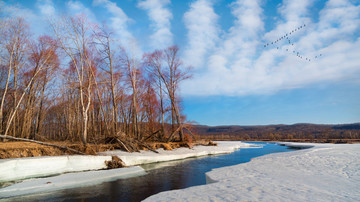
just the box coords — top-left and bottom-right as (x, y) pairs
(166, 125), (182, 143)
(183, 126), (197, 141)
(144, 130), (160, 141)
(0, 135), (85, 155)
(115, 138), (131, 153)
(138, 142), (159, 154)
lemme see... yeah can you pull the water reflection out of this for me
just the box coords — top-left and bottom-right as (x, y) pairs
(6, 142), (296, 202)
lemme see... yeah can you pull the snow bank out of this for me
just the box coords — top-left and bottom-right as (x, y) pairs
(278, 142), (315, 149)
(144, 143), (360, 201)
(99, 141), (255, 166)
(0, 166), (145, 198)
(0, 141), (252, 199)
(0, 155), (112, 182)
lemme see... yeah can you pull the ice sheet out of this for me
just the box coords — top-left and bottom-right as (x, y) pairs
(0, 166), (146, 198)
(0, 155), (112, 182)
(99, 141), (255, 166)
(144, 143), (360, 201)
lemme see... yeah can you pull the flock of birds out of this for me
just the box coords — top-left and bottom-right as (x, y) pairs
(263, 24), (323, 62)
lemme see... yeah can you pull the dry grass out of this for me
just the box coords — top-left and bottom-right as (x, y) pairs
(0, 141), (118, 159)
(0, 139), (217, 159)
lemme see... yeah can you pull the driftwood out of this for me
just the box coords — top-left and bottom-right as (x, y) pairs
(137, 141), (159, 153)
(144, 130), (160, 141)
(114, 138), (131, 152)
(0, 135), (85, 155)
(183, 126), (197, 141)
(166, 125), (182, 143)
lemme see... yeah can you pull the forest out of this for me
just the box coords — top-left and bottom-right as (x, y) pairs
(0, 15), (193, 148)
(195, 123), (360, 143)
(1, 14), (358, 155)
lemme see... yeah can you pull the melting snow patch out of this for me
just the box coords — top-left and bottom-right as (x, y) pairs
(0, 166), (145, 198)
(0, 155), (112, 182)
(99, 141), (255, 166)
(0, 141), (255, 199)
(144, 143), (360, 202)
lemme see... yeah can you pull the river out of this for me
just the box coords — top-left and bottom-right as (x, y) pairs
(7, 142), (300, 202)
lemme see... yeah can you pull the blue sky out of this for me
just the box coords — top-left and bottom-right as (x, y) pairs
(2, 0), (360, 126)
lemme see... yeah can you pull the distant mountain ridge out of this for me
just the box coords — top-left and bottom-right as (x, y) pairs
(193, 123), (360, 142)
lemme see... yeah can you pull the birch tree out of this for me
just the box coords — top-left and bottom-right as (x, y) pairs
(144, 50), (167, 139)
(51, 15), (95, 145)
(123, 51), (141, 139)
(93, 27), (123, 137)
(0, 18), (30, 138)
(145, 46), (191, 141)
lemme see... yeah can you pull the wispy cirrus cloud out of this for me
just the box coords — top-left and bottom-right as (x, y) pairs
(137, 0), (173, 50)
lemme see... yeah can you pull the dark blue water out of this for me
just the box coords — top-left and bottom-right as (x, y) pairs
(7, 142), (298, 202)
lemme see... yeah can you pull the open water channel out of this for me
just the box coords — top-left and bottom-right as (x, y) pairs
(7, 142), (301, 202)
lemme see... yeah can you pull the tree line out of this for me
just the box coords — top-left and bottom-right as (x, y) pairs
(0, 15), (192, 146)
(195, 123), (360, 142)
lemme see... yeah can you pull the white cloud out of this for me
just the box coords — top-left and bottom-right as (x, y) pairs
(183, 0), (220, 69)
(66, 0), (97, 21)
(0, 0), (48, 37)
(264, 0), (312, 45)
(138, 0), (173, 49)
(1, 1), (38, 20)
(92, 0), (138, 53)
(183, 0), (264, 95)
(37, 0), (56, 16)
(182, 0), (360, 96)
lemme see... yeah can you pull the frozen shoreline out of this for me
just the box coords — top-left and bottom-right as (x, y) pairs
(0, 141), (254, 199)
(99, 141), (255, 166)
(0, 166), (146, 198)
(0, 155), (112, 183)
(144, 143), (360, 201)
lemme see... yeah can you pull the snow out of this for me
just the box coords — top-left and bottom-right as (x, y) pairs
(0, 166), (146, 198)
(144, 143), (360, 202)
(0, 155), (112, 182)
(99, 141), (256, 166)
(0, 142), (251, 183)
(0, 141), (253, 199)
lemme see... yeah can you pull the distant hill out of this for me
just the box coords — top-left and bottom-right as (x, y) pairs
(193, 123), (360, 143)
(331, 123), (360, 130)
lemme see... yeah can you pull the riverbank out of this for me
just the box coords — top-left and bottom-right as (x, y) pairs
(98, 141), (255, 166)
(144, 142), (360, 201)
(0, 140), (214, 159)
(0, 141), (254, 198)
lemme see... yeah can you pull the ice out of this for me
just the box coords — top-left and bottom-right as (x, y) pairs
(144, 143), (360, 201)
(0, 155), (112, 182)
(0, 141), (253, 198)
(99, 141), (255, 166)
(0, 166), (146, 198)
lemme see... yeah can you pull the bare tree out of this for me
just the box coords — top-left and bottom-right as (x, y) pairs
(0, 13), (193, 147)
(93, 26), (123, 137)
(145, 46), (191, 141)
(51, 15), (95, 145)
(123, 51), (141, 139)
(20, 35), (59, 139)
(2, 35), (58, 140)
(143, 50), (167, 139)
(0, 18), (30, 139)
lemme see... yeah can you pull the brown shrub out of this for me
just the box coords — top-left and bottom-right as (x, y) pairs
(105, 156), (125, 169)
